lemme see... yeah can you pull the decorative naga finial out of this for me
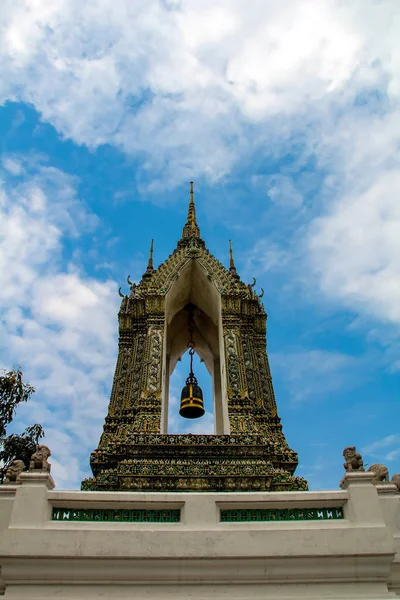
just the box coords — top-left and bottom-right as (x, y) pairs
(229, 240), (239, 279)
(181, 181), (201, 240)
(142, 239), (155, 280)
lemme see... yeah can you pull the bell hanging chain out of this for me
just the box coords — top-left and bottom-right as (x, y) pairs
(187, 309), (197, 385)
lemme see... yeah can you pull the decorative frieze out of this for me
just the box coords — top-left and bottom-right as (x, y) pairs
(220, 507), (344, 522)
(52, 508), (180, 523)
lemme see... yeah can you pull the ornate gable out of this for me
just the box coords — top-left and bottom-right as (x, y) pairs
(129, 182), (263, 306)
(139, 243), (252, 298)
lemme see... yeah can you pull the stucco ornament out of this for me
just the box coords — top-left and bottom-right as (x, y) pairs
(4, 459), (25, 483)
(367, 463), (389, 484)
(343, 446), (364, 472)
(29, 445), (51, 473)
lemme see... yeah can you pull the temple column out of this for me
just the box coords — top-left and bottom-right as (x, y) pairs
(161, 354), (170, 434)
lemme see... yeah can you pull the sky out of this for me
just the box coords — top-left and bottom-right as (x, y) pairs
(0, 0), (399, 490)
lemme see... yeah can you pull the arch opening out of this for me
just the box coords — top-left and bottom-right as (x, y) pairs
(162, 259), (229, 435)
(168, 351), (214, 434)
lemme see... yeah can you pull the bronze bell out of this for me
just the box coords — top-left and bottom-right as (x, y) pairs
(179, 305), (205, 419)
(179, 369), (205, 419)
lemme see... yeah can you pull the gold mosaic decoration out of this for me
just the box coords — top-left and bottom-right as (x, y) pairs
(83, 184), (307, 492)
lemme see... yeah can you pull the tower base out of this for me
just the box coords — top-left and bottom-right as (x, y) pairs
(82, 433), (308, 492)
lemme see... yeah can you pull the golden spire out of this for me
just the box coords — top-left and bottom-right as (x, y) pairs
(147, 238), (154, 270)
(142, 239), (154, 279)
(229, 239), (240, 279)
(181, 181), (200, 239)
(229, 239), (235, 270)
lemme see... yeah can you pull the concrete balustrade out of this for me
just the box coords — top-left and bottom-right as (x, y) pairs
(0, 472), (399, 599)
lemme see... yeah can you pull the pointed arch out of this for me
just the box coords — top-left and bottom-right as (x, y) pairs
(161, 258), (229, 434)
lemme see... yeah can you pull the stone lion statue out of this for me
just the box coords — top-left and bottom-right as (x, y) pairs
(367, 463), (389, 484)
(343, 446), (364, 472)
(391, 473), (400, 491)
(4, 459), (25, 483)
(29, 445), (51, 473)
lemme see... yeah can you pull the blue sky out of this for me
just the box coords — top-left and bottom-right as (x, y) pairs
(0, 0), (399, 490)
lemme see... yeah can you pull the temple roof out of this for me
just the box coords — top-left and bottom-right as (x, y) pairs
(127, 183), (264, 303)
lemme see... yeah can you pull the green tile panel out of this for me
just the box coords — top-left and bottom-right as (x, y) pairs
(220, 507), (344, 522)
(52, 507), (181, 523)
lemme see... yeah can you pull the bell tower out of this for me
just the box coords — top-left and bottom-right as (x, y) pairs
(82, 184), (307, 492)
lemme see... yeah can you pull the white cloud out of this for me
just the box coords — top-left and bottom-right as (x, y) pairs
(385, 449), (400, 463)
(0, 0), (399, 181)
(0, 155), (119, 489)
(271, 349), (362, 403)
(2, 156), (24, 175)
(361, 435), (400, 469)
(308, 170), (400, 325)
(265, 175), (303, 208)
(251, 173), (304, 208)
(362, 434), (400, 455)
(244, 240), (290, 276)
(1, 0), (399, 331)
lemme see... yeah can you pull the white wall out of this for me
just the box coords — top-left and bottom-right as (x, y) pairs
(0, 472), (399, 599)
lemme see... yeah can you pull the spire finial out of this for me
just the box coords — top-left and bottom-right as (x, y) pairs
(229, 240), (235, 270)
(181, 181), (200, 239)
(148, 238), (154, 270)
(229, 240), (240, 279)
(142, 239), (154, 279)
(190, 180), (194, 204)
